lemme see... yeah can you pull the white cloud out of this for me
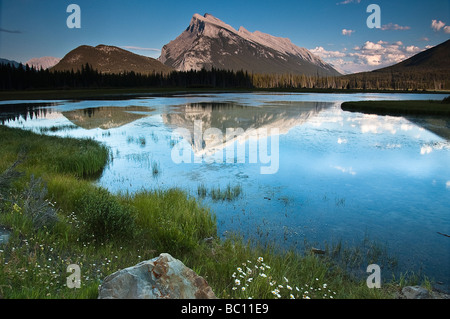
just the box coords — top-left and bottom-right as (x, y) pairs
(342, 29), (355, 36)
(334, 166), (356, 175)
(405, 45), (421, 53)
(444, 26), (450, 34)
(420, 141), (450, 155)
(431, 20), (446, 32)
(446, 181), (450, 189)
(310, 46), (346, 58)
(381, 23), (411, 31)
(310, 40), (431, 73)
(420, 145), (433, 155)
(337, 0), (361, 4)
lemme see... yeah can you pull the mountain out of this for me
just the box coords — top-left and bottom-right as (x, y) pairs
(26, 57), (61, 70)
(63, 106), (153, 130)
(51, 45), (174, 75)
(342, 39), (450, 90)
(159, 13), (341, 76)
(0, 58), (21, 68)
(163, 101), (331, 157)
(373, 39), (450, 73)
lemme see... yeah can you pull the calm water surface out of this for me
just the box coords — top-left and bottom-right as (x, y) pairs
(1, 92), (449, 290)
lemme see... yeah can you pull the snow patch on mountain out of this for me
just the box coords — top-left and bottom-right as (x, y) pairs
(26, 56), (61, 70)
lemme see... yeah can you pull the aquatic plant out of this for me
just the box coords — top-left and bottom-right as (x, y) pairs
(196, 183), (242, 201)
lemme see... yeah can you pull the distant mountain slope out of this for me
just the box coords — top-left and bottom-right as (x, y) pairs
(159, 13), (341, 76)
(51, 45), (174, 75)
(373, 39), (450, 73)
(343, 39), (450, 90)
(0, 58), (21, 68)
(26, 57), (61, 70)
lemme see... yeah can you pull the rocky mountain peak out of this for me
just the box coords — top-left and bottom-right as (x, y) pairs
(159, 13), (341, 76)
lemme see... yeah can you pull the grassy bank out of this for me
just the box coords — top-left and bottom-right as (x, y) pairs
(341, 97), (450, 117)
(0, 125), (426, 299)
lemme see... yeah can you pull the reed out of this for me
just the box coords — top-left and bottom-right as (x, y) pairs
(197, 183), (243, 202)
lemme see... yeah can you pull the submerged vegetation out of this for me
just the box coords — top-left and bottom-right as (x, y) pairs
(0, 125), (432, 299)
(198, 183), (243, 202)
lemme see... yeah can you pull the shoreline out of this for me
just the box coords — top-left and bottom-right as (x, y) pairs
(341, 99), (450, 117)
(0, 87), (449, 101)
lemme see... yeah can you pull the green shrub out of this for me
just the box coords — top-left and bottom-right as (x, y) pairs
(76, 187), (136, 243)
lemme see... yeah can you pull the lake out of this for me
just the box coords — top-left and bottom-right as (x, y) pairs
(1, 92), (449, 290)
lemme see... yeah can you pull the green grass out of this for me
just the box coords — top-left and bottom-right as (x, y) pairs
(341, 97), (450, 116)
(0, 125), (110, 179)
(198, 183), (243, 202)
(0, 125), (430, 299)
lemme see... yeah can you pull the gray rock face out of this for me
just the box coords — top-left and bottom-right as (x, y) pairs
(98, 253), (217, 299)
(159, 13), (341, 76)
(401, 286), (431, 299)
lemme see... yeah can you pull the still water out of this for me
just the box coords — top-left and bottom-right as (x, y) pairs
(1, 92), (449, 289)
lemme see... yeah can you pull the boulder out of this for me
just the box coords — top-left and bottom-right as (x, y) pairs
(98, 253), (217, 299)
(401, 286), (431, 299)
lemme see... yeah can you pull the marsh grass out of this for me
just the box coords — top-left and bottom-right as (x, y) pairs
(121, 189), (217, 254)
(151, 161), (160, 177)
(0, 125), (110, 178)
(126, 135), (147, 147)
(197, 183), (243, 202)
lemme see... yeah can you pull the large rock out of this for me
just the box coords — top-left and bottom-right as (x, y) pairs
(401, 286), (431, 299)
(98, 253), (217, 299)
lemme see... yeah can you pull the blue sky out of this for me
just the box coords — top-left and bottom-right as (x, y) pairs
(0, 0), (449, 73)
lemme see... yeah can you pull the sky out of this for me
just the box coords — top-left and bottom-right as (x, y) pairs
(0, 0), (449, 74)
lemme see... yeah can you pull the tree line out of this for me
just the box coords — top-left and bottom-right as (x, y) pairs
(1, 62), (448, 91)
(251, 71), (450, 91)
(0, 63), (253, 90)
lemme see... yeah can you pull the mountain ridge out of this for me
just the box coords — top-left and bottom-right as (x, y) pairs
(372, 39), (450, 73)
(26, 57), (61, 70)
(51, 44), (173, 75)
(159, 13), (341, 76)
